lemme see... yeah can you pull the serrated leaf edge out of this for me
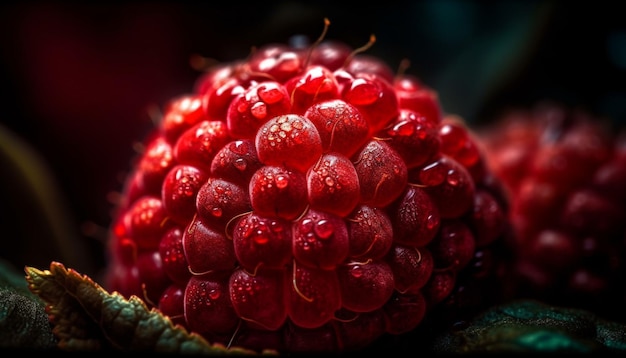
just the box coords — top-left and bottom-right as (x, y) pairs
(25, 261), (273, 354)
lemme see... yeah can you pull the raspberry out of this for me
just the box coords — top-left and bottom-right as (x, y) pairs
(480, 102), (626, 320)
(104, 21), (510, 353)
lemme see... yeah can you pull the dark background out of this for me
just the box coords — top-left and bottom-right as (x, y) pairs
(1, 0), (625, 280)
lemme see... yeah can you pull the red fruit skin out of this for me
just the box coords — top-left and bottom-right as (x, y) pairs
(232, 213), (293, 271)
(285, 65), (340, 115)
(292, 209), (349, 270)
(337, 260), (395, 312)
(210, 139), (263, 187)
(162, 165), (209, 226)
(347, 204), (393, 260)
(158, 284), (186, 327)
(104, 36), (512, 353)
(353, 140), (408, 207)
(287, 264), (342, 329)
(161, 95), (208, 144)
(304, 99), (369, 157)
(248, 165), (308, 220)
(342, 74), (398, 136)
(394, 75), (442, 126)
(174, 120), (231, 173)
(195, 177), (250, 230)
(390, 186), (440, 248)
(480, 103), (626, 319)
(158, 226), (191, 285)
(229, 268), (288, 330)
(183, 216), (236, 274)
(255, 114), (323, 173)
(227, 81), (292, 139)
(184, 274), (239, 337)
(307, 152), (360, 217)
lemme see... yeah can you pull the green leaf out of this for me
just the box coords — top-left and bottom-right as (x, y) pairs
(432, 299), (626, 353)
(1, 257), (57, 349)
(0, 286), (57, 350)
(25, 261), (272, 354)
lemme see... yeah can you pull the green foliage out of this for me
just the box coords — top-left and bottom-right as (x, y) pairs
(432, 299), (626, 353)
(24, 262), (269, 354)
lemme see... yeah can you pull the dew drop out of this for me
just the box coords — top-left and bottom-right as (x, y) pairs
(324, 176), (335, 187)
(230, 140), (248, 154)
(392, 120), (415, 136)
(212, 207), (223, 217)
(251, 102), (267, 119)
(314, 219), (334, 239)
(258, 85), (284, 104)
(276, 174), (289, 189)
(446, 169), (460, 186)
(270, 221), (283, 232)
(280, 122), (293, 131)
(301, 218), (314, 233)
(427, 214), (439, 230)
(234, 158), (247, 171)
(350, 265), (363, 278)
(208, 289), (221, 300)
(292, 119), (304, 130)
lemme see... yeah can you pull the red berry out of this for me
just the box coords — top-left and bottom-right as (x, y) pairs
(161, 164), (209, 225)
(232, 212), (292, 271)
(173, 120), (231, 173)
(229, 268), (288, 330)
(255, 114), (323, 172)
(307, 152), (360, 217)
(158, 284), (186, 326)
(353, 139), (408, 207)
(248, 165), (307, 220)
(104, 27), (510, 353)
(227, 81), (292, 139)
(304, 99), (369, 157)
(210, 139), (263, 186)
(161, 95), (208, 144)
(480, 102), (626, 317)
(337, 260), (394, 312)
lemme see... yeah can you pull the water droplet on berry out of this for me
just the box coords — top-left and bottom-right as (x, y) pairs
(208, 289), (220, 300)
(234, 158), (247, 171)
(212, 207), (223, 217)
(276, 174), (289, 189)
(270, 221), (283, 232)
(229, 140), (248, 154)
(447, 169), (461, 186)
(292, 119), (304, 130)
(258, 84), (285, 104)
(314, 219), (334, 239)
(349, 265), (363, 278)
(301, 218), (314, 232)
(427, 214), (439, 229)
(392, 120), (415, 136)
(280, 121), (293, 132)
(251, 102), (267, 119)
